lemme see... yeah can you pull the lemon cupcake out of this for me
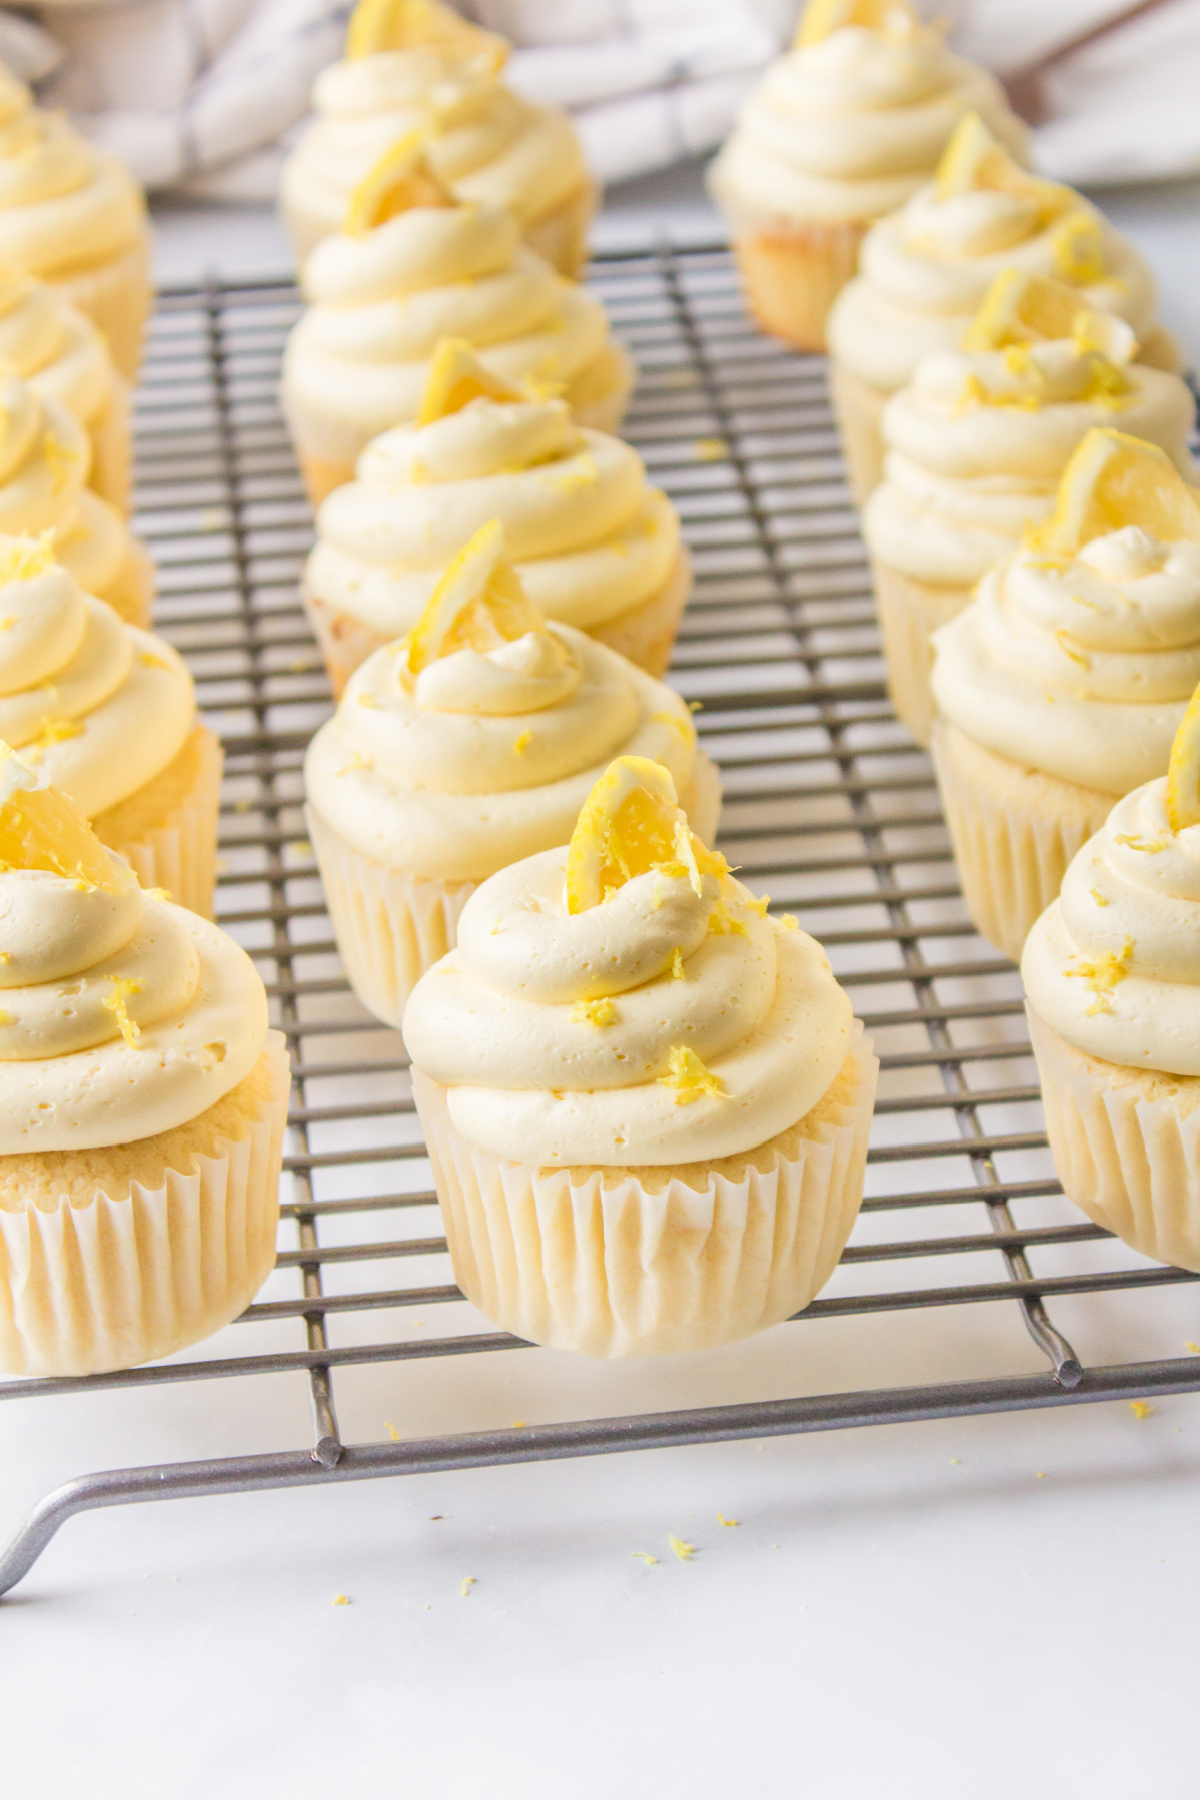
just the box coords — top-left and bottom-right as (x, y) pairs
(0, 373), (152, 625)
(1023, 695), (1200, 1272)
(281, 0), (596, 278)
(404, 754), (877, 1357)
(282, 133), (632, 505)
(0, 749), (288, 1377)
(708, 0), (1026, 352)
(0, 65), (149, 381)
(0, 274), (131, 512)
(863, 272), (1196, 745)
(0, 534), (220, 915)
(931, 432), (1200, 960)
(305, 522), (720, 1027)
(828, 113), (1179, 505)
(305, 340), (689, 693)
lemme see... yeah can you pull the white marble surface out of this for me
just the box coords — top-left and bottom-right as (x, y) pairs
(5, 170), (1200, 1800)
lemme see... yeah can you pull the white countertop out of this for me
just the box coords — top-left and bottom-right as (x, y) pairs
(6, 166), (1200, 1800)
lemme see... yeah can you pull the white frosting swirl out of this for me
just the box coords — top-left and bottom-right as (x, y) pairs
(711, 26), (1026, 225)
(403, 848), (854, 1164)
(0, 556), (193, 816)
(283, 206), (613, 445)
(933, 531), (1200, 792)
(0, 856), (268, 1152)
(0, 69), (145, 278)
(864, 350), (1196, 586)
(306, 400), (679, 634)
(829, 190), (1160, 392)
(1022, 778), (1200, 1074)
(281, 47), (589, 247)
(304, 622), (702, 880)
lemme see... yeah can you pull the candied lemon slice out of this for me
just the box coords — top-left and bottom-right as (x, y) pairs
(795, 0), (916, 46)
(1167, 682), (1200, 833)
(965, 269), (1133, 361)
(936, 112), (1065, 216)
(403, 520), (543, 674)
(343, 130), (453, 235)
(345, 0), (505, 64)
(417, 339), (525, 427)
(566, 756), (727, 914)
(1028, 428), (1200, 560)
(0, 743), (121, 890)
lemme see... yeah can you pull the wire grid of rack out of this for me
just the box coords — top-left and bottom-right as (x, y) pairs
(3, 236), (1200, 1595)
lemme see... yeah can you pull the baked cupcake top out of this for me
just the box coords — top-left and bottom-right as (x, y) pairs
(864, 273), (1196, 588)
(0, 64), (145, 279)
(0, 274), (117, 430)
(0, 533), (192, 817)
(709, 0), (1026, 227)
(828, 113), (1163, 393)
(933, 430), (1200, 794)
(1021, 690), (1200, 1076)
(282, 0), (587, 238)
(403, 753), (853, 1164)
(304, 521), (702, 881)
(284, 134), (612, 439)
(0, 748), (266, 1152)
(0, 374), (131, 599)
(307, 340), (679, 637)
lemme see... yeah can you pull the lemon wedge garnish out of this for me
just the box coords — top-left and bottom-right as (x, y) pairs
(417, 339), (525, 427)
(343, 129), (453, 236)
(345, 0), (506, 66)
(1167, 682), (1200, 833)
(566, 756), (727, 915)
(0, 742), (123, 890)
(402, 520), (543, 676)
(964, 269), (1134, 362)
(935, 111), (1065, 218)
(794, 0), (916, 47)
(1027, 428), (1200, 560)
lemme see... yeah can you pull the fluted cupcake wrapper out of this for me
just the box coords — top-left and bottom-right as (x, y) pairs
(871, 561), (972, 746)
(412, 1023), (877, 1358)
(308, 751), (722, 1030)
(46, 231), (153, 383)
(98, 724), (224, 920)
(827, 359), (888, 508)
(932, 719), (1112, 962)
(98, 531), (155, 628)
(1027, 1005), (1200, 1273)
(0, 1033), (290, 1377)
(522, 178), (600, 281)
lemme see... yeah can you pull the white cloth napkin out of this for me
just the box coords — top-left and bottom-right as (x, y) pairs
(9, 0), (1200, 197)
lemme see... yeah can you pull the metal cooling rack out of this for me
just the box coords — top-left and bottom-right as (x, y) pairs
(3, 238), (1200, 1597)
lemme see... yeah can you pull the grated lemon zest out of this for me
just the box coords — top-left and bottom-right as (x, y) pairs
(571, 996), (616, 1027)
(669, 1533), (696, 1561)
(1089, 887), (1109, 907)
(513, 729), (532, 755)
(1065, 936), (1132, 1014)
(657, 1045), (724, 1106)
(670, 946), (685, 980)
(102, 975), (144, 1049)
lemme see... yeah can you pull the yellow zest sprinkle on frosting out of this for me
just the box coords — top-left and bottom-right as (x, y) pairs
(542, 453), (598, 494)
(1089, 887), (1109, 907)
(780, 913), (798, 930)
(1065, 936), (1132, 1014)
(0, 1008), (11, 1025)
(651, 709), (695, 746)
(137, 650), (171, 671)
(1114, 833), (1167, 853)
(1055, 629), (1090, 668)
(1052, 212), (1107, 286)
(657, 1045), (725, 1106)
(336, 750), (374, 776)
(571, 996), (616, 1027)
(670, 946), (685, 979)
(145, 887), (171, 902)
(42, 433), (80, 493)
(745, 893), (771, 916)
(0, 529), (55, 584)
(102, 975), (144, 1049)
(513, 729), (532, 755)
(707, 898), (749, 938)
(22, 716), (84, 762)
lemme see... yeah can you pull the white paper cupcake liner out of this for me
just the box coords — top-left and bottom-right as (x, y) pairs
(871, 561), (972, 746)
(412, 1022), (878, 1357)
(0, 1033), (290, 1376)
(522, 178), (599, 280)
(932, 719), (1112, 962)
(98, 725), (224, 919)
(1028, 1004), (1200, 1272)
(827, 359), (888, 508)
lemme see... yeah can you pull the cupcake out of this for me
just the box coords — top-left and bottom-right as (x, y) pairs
(1022, 692), (1200, 1272)
(931, 430), (1200, 960)
(708, 0), (1026, 352)
(305, 520), (720, 1027)
(304, 339), (689, 693)
(0, 533), (220, 915)
(281, 0), (597, 278)
(0, 274), (131, 513)
(0, 65), (150, 381)
(863, 272), (1196, 745)
(828, 112), (1180, 505)
(0, 748), (288, 1377)
(0, 374), (153, 627)
(282, 132), (631, 505)
(404, 754), (878, 1357)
